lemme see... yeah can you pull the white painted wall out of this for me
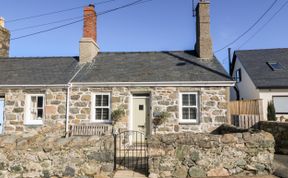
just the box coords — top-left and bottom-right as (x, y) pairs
(259, 89), (288, 121)
(230, 57), (288, 121)
(230, 57), (260, 100)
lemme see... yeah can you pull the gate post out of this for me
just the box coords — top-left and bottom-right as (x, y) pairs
(113, 128), (118, 171)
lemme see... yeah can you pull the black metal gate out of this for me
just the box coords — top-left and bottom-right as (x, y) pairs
(114, 131), (148, 174)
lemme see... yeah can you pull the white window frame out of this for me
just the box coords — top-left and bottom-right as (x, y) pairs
(91, 93), (111, 123)
(24, 94), (45, 125)
(273, 96), (288, 114)
(179, 92), (199, 123)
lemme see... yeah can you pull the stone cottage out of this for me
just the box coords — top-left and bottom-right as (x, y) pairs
(0, 1), (234, 136)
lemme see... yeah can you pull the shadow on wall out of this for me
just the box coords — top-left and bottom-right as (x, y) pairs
(210, 124), (256, 135)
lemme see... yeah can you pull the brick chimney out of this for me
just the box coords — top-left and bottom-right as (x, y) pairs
(79, 4), (99, 64)
(195, 0), (213, 59)
(0, 17), (10, 57)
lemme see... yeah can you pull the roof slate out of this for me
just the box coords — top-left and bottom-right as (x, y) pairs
(0, 51), (231, 86)
(72, 51), (231, 83)
(0, 57), (80, 85)
(234, 48), (288, 89)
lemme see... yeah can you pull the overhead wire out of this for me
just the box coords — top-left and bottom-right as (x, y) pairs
(214, 0), (279, 54)
(237, 0), (288, 49)
(11, 0), (152, 41)
(6, 0), (119, 23)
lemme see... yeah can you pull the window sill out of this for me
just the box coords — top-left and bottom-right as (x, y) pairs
(179, 121), (199, 125)
(24, 120), (43, 126)
(90, 120), (112, 124)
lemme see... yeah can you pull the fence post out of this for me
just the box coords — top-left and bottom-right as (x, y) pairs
(226, 88), (231, 125)
(258, 99), (264, 121)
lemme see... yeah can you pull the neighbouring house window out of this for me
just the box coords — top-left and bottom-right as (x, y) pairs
(24, 94), (45, 125)
(235, 69), (242, 83)
(273, 96), (288, 114)
(179, 92), (198, 123)
(91, 93), (111, 122)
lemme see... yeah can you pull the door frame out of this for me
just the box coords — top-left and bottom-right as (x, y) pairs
(128, 93), (152, 136)
(0, 97), (5, 134)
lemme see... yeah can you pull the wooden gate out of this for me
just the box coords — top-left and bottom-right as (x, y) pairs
(114, 131), (148, 174)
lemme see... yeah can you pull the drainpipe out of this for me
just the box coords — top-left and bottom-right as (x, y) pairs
(65, 64), (85, 137)
(228, 48), (232, 76)
(65, 83), (71, 137)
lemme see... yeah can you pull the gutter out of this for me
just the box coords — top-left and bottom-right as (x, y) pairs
(71, 81), (236, 87)
(0, 84), (67, 88)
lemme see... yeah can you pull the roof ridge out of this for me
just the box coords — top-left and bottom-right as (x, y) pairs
(0, 56), (79, 61)
(98, 50), (194, 54)
(235, 48), (288, 52)
(0, 56), (78, 58)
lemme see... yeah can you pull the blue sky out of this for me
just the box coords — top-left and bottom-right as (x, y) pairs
(1, 0), (288, 71)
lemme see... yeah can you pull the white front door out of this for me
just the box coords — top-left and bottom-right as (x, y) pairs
(0, 98), (4, 134)
(132, 96), (150, 135)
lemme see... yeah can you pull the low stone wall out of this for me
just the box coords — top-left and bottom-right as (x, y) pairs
(0, 126), (114, 178)
(148, 131), (275, 178)
(259, 121), (288, 155)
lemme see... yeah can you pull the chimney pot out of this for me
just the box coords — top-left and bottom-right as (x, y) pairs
(83, 4), (97, 42)
(0, 17), (5, 28)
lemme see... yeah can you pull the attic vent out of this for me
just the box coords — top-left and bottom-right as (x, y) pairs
(267, 62), (283, 71)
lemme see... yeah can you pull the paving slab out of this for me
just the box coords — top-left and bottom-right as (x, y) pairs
(113, 170), (147, 178)
(274, 154), (288, 178)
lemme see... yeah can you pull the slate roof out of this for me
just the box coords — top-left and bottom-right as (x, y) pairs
(72, 51), (231, 83)
(234, 48), (288, 89)
(0, 51), (231, 86)
(0, 57), (79, 85)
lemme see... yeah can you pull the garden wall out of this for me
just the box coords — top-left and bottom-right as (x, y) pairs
(148, 131), (275, 178)
(0, 126), (114, 178)
(259, 121), (288, 155)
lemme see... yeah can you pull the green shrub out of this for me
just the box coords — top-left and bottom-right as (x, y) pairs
(267, 101), (277, 121)
(111, 108), (125, 125)
(153, 111), (171, 126)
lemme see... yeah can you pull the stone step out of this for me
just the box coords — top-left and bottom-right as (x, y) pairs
(113, 170), (147, 178)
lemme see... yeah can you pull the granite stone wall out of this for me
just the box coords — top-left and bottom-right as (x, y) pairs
(148, 131), (275, 178)
(69, 86), (229, 134)
(1, 86), (229, 134)
(259, 121), (288, 155)
(0, 126), (114, 178)
(0, 88), (67, 134)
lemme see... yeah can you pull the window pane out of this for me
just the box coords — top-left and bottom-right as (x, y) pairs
(273, 97), (288, 113)
(182, 108), (189, 120)
(31, 108), (37, 120)
(189, 108), (197, 120)
(37, 109), (43, 119)
(31, 96), (37, 109)
(37, 96), (43, 108)
(96, 108), (102, 120)
(102, 108), (109, 120)
(182, 94), (189, 106)
(189, 94), (196, 106)
(102, 95), (109, 106)
(95, 95), (102, 106)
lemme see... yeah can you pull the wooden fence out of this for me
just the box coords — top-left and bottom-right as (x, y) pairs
(229, 99), (263, 129)
(70, 124), (112, 136)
